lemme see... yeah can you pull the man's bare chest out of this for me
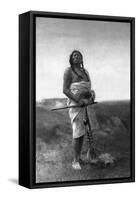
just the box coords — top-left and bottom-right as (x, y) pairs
(71, 68), (89, 83)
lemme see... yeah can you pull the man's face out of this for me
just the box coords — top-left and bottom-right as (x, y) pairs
(72, 52), (82, 64)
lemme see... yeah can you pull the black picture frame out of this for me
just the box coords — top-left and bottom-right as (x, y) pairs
(19, 10), (135, 189)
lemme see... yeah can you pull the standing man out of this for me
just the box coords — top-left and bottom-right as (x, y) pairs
(63, 50), (95, 170)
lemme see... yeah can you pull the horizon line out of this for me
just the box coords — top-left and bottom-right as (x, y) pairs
(36, 98), (130, 103)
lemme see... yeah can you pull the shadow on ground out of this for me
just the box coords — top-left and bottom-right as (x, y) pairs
(8, 178), (18, 185)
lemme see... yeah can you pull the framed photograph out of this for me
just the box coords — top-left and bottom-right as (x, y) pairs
(19, 11), (135, 189)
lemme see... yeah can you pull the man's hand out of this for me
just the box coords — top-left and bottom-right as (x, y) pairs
(78, 99), (87, 107)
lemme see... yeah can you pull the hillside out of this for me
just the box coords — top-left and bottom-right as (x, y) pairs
(36, 99), (131, 183)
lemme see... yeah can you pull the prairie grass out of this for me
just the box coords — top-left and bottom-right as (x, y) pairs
(36, 99), (131, 183)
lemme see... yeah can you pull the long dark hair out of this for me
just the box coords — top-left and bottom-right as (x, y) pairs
(69, 50), (88, 80)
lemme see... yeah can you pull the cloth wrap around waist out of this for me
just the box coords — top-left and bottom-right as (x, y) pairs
(67, 81), (99, 139)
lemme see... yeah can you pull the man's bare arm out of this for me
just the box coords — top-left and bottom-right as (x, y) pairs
(63, 68), (79, 103)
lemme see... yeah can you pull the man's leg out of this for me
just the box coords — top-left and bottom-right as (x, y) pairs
(79, 135), (84, 154)
(73, 137), (80, 162)
(72, 136), (84, 169)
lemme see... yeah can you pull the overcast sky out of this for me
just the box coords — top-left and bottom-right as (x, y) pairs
(36, 17), (130, 101)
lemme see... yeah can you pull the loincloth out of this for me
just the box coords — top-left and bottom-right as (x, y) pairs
(68, 81), (99, 139)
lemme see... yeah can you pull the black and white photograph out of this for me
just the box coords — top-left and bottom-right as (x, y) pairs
(1, 0), (138, 197)
(35, 15), (133, 184)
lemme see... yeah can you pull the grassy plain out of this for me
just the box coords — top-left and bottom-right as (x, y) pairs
(36, 99), (130, 183)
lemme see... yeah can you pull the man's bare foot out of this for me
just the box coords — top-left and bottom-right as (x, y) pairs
(72, 161), (81, 170)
